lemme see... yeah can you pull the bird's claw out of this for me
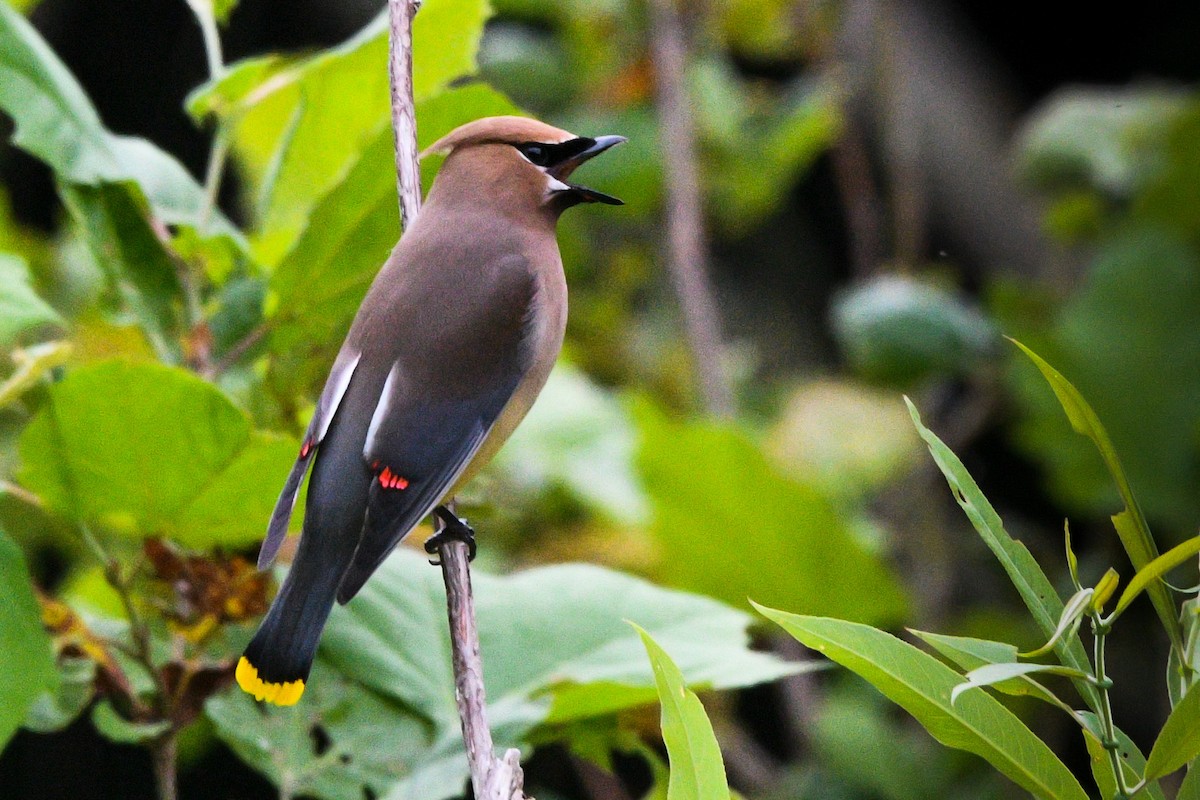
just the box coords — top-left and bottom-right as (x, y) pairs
(425, 506), (477, 565)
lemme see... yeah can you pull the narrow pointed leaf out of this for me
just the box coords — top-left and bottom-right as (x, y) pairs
(633, 625), (731, 800)
(1021, 588), (1093, 658)
(911, 631), (1070, 708)
(1011, 339), (1181, 650)
(1112, 535), (1200, 619)
(1146, 682), (1200, 779)
(906, 398), (1099, 710)
(952, 663), (1095, 705)
(758, 606), (1089, 800)
(1065, 521), (1080, 589)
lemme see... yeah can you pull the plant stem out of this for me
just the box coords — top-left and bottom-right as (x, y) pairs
(1091, 616), (1131, 799)
(151, 734), (179, 800)
(81, 525), (179, 800)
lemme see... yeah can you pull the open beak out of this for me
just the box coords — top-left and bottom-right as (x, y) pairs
(550, 135), (626, 205)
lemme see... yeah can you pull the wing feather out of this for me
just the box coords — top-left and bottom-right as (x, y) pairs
(258, 350), (361, 569)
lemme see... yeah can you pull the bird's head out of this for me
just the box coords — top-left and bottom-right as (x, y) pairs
(422, 116), (625, 218)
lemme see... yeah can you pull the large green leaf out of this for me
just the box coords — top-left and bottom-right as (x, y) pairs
(1011, 339), (1181, 652)
(634, 625), (730, 800)
(266, 84), (521, 363)
(0, 2), (238, 239)
(321, 549), (797, 738)
(758, 607), (1090, 800)
(17, 360), (297, 547)
(188, 0), (491, 264)
(0, 254), (61, 347)
(0, 527), (57, 750)
(907, 398), (1100, 711)
(1146, 681), (1200, 779)
(206, 658), (457, 800)
(635, 399), (908, 625)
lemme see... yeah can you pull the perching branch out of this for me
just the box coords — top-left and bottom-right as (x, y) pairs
(648, 0), (736, 419)
(389, 0), (423, 231)
(386, 2), (525, 797)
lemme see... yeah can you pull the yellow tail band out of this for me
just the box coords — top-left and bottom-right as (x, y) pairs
(236, 656), (305, 706)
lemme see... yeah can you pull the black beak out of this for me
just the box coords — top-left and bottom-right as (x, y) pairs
(551, 135), (626, 205)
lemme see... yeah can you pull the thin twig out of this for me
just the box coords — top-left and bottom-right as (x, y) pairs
(388, 0), (423, 231)
(203, 322), (270, 379)
(386, 0), (523, 797)
(647, 0), (735, 418)
(438, 535), (525, 799)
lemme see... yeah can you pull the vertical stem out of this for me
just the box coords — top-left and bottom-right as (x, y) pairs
(151, 735), (179, 800)
(648, 0), (735, 418)
(388, 0), (424, 230)
(1092, 618), (1130, 799)
(438, 538), (498, 792)
(385, 1), (521, 795)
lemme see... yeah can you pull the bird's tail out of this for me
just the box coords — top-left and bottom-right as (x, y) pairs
(236, 553), (342, 706)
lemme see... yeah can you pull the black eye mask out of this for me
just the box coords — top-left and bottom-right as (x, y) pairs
(512, 136), (626, 206)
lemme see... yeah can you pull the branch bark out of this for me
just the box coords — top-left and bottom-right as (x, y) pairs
(389, 0), (423, 231)
(648, 0), (735, 419)
(386, 2), (525, 797)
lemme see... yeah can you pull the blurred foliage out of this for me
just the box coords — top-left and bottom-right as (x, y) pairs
(1003, 90), (1200, 536)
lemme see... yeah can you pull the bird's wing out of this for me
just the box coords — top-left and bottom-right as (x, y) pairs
(258, 348), (361, 569)
(334, 262), (537, 603)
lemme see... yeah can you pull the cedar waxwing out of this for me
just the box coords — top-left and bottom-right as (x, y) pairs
(236, 117), (625, 705)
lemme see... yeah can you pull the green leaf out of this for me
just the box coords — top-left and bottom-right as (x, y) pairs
(1020, 587), (1093, 659)
(0, 341), (71, 409)
(1146, 681), (1200, 779)
(91, 699), (170, 744)
(633, 625), (731, 800)
(60, 184), (184, 360)
(911, 631), (1068, 708)
(192, 0), (491, 263)
(0, 527), (57, 749)
(1112, 535), (1200, 620)
(266, 84), (521, 365)
(906, 398), (1100, 710)
(1011, 338), (1181, 652)
(18, 360), (298, 547)
(0, 254), (61, 347)
(635, 398), (908, 625)
(1177, 762), (1200, 800)
(206, 659), (455, 800)
(321, 549), (797, 740)
(951, 663), (1095, 706)
(0, 2), (239, 240)
(1079, 711), (1164, 800)
(758, 607), (1090, 800)
(24, 656), (95, 733)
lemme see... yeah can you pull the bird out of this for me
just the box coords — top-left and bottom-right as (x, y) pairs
(236, 116), (625, 705)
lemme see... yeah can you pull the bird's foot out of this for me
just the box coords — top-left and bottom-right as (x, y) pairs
(425, 506), (477, 565)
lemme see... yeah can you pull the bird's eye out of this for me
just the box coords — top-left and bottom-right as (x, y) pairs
(517, 143), (552, 167)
